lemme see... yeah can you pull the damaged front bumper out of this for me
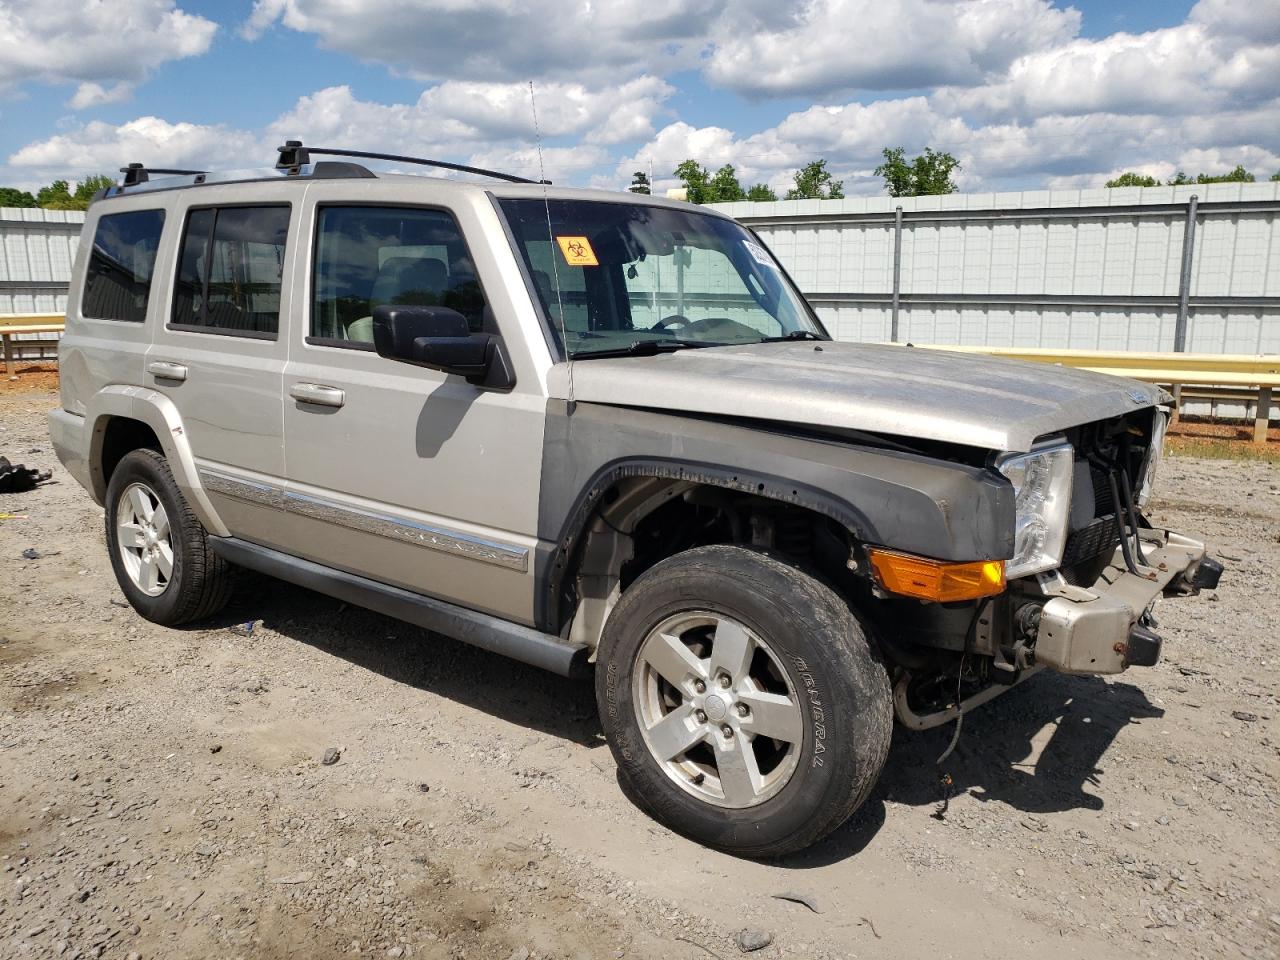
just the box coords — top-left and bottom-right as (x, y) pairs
(1031, 529), (1222, 675)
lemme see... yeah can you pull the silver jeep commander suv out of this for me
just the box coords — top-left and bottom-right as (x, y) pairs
(50, 143), (1223, 856)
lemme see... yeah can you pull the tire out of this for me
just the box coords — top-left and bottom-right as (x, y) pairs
(104, 448), (233, 625)
(595, 545), (892, 857)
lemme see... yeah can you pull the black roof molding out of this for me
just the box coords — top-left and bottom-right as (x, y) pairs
(274, 141), (544, 184)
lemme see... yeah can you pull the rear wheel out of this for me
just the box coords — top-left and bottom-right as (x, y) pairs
(105, 448), (233, 625)
(595, 545), (892, 856)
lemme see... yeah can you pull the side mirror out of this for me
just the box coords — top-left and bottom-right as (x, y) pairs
(372, 305), (513, 388)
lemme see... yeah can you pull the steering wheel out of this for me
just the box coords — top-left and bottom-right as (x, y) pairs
(652, 314), (690, 332)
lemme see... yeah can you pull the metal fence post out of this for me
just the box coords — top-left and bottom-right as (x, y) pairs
(890, 205), (903, 342)
(1175, 194), (1198, 352)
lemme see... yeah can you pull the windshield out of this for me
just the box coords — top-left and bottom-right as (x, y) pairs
(498, 198), (826, 358)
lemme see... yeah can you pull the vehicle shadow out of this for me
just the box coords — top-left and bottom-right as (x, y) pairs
(776, 671), (1165, 868)
(192, 575), (604, 748)
(189, 577), (1165, 860)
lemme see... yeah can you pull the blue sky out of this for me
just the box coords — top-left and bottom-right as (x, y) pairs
(1, 0), (1275, 196)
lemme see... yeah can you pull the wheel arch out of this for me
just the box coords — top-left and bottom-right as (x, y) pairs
(541, 456), (876, 647)
(86, 386), (230, 536)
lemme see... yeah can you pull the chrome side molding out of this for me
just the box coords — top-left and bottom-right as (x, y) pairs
(197, 468), (529, 572)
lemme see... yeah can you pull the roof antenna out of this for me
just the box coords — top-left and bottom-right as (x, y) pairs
(530, 79), (573, 409)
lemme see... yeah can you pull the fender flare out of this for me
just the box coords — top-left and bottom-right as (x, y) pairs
(86, 385), (230, 536)
(537, 456), (879, 632)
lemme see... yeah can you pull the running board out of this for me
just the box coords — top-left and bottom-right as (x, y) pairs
(209, 537), (590, 679)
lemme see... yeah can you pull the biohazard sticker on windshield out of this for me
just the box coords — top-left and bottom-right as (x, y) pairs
(743, 240), (775, 269)
(556, 236), (599, 267)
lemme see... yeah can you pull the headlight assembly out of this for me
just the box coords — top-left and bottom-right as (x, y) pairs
(997, 442), (1074, 579)
(1136, 409), (1169, 508)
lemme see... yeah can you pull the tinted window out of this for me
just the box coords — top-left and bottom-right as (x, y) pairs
(81, 210), (165, 323)
(312, 206), (490, 345)
(172, 205), (290, 337)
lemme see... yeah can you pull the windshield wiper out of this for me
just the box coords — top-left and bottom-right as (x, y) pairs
(573, 339), (722, 360)
(759, 330), (828, 343)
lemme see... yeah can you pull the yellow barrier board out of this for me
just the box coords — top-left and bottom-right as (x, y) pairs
(0, 313), (65, 330)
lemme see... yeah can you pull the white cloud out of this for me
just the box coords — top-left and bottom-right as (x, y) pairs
(0, 0), (217, 106)
(241, 0), (713, 82)
(8, 116), (261, 177)
(267, 79), (673, 153)
(703, 0), (1079, 98)
(944, 1), (1280, 121)
(7, 1), (1280, 197)
(67, 82), (134, 110)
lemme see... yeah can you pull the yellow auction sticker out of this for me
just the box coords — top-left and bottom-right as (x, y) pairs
(556, 235), (598, 267)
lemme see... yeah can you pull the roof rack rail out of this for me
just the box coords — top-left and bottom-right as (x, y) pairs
(119, 162), (206, 187)
(275, 141), (545, 185)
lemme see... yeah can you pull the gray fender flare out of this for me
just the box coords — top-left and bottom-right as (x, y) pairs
(86, 385), (230, 537)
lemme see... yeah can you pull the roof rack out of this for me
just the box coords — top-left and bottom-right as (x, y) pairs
(275, 141), (546, 185)
(119, 162), (207, 187)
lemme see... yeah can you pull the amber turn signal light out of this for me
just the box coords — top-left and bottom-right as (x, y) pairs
(867, 549), (1005, 602)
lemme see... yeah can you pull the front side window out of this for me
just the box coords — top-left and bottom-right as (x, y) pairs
(498, 199), (823, 358)
(81, 209), (165, 323)
(171, 205), (290, 337)
(311, 206), (491, 346)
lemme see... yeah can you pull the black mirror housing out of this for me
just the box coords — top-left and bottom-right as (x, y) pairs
(372, 305), (514, 389)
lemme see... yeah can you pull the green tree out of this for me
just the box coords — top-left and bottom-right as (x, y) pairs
(708, 164), (747, 202)
(33, 175), (113, 210)
(1195, 164), (1254, 184)
(786, 159), (845, 200)
(74, 174), (114, 205)
(1106, 172), (1159, 188)
(628, 171), (651, 195)
(874, 147), (959, 197)
(674, 159), (712, 204)
(1272, 171), (1280, 182)
(1168, 171), (1193, 185)
(745, 183), (778, 201)
(0, 186), (38, 208)
(36, 179), (75, 208)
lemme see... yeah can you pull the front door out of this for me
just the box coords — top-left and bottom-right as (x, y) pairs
(280, 196), (546, 624)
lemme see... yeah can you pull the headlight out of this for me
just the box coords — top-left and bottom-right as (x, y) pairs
(1136, 409), (1168, 508)
(997, 442), (1074, 579)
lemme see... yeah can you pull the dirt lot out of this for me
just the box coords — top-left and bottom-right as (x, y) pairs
(2, 389), (1278, 960)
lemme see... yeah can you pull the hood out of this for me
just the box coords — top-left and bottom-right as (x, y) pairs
(550, 341), (1163, 453)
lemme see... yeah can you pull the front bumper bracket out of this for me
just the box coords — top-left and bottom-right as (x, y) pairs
(1034, 530), (1216, 675)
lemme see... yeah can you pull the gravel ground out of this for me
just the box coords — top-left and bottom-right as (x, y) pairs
(2, 389), (1278, 960)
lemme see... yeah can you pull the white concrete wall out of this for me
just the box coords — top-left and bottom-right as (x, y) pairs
(715, 181), (1280, 355)
(0, 207), (85, 314)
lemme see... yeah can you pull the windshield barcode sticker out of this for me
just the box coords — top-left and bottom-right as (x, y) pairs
(744, 240), (775, 269)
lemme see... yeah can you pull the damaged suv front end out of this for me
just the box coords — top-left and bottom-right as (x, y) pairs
(885, 404), (1223, 729)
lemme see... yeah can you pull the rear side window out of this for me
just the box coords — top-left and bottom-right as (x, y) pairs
(171, 205), (290, 338)
(81, 209), (165, 323)
(311, 205), (491, 347)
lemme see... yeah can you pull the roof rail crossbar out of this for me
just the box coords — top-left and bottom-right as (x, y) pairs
(274, 141), (541, 184)
(119, 162), (206, 187)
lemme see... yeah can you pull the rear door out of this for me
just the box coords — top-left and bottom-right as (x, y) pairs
(147, 185), (302, 547)
(278, 184), (547, 625)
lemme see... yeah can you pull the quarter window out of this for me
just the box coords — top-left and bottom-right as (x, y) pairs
(171, 205), (290, 338)
(312, 206), (491, 346)
(81, 210), (165, 323)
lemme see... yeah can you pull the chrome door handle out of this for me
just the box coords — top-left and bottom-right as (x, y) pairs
(290, 382), (345, 408)
(148, 360), (188, 381)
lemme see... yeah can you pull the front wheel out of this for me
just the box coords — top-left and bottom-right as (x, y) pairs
(595, 545), (892, 857)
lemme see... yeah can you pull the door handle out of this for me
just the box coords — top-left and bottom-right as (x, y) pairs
(290, 382), (345, 408)
(148, 360), (188, 382)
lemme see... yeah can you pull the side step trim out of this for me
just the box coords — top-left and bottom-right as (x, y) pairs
(209, 537), (590, 679)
